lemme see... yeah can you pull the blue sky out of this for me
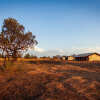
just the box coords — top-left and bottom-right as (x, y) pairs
(0, 0), (100, 56)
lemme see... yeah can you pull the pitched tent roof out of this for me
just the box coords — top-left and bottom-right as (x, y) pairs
(73, 53), (100, 57)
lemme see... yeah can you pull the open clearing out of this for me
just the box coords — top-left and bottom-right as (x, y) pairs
(0, 61), (100, 100)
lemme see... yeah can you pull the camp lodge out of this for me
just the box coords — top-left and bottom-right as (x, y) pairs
(67, 53), (100, 61)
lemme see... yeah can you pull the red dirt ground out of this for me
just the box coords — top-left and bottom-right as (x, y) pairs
(0, 61), (100, 100)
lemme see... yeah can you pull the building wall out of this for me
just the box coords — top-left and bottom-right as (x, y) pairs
(75, 57), (88, 61)
(68, 56), (75, 61)
(62, 57), (66, 60)
(89, 54), (100, 61)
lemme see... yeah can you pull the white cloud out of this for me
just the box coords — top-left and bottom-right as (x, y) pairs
(34, 46), (45, 53)
(27, 46), (100, 57)
(57, 49), (65, 54)
(71, 47), (100, 54)
(34, 49), (68, 57)
(28, 46), (45, 53)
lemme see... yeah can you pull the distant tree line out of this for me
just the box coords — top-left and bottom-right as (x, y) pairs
(24, 53), (37, 59)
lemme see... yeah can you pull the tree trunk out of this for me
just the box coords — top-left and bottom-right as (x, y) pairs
(3, 55), (7, 68)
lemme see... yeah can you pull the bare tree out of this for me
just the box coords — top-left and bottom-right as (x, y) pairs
(0, 18), (38, 67)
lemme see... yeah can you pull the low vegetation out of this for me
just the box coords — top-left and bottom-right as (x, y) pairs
(0, 60), (100, 100)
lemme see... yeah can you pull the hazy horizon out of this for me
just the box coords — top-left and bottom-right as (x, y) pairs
(0, 0), (100, 56)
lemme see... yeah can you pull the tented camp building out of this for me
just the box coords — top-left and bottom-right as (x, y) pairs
(73, 53), (100, 61)
(67, 56), (75, 61)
